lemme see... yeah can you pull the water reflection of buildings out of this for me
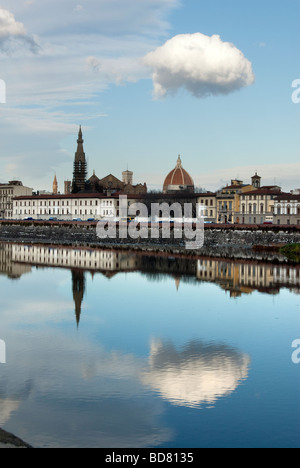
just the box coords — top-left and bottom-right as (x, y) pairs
(0, 243), (32, 279)
(197, 259), (300, 297)
(1, 243), (299, 325)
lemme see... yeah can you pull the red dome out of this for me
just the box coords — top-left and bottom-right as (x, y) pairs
(163, 156), (194, 192)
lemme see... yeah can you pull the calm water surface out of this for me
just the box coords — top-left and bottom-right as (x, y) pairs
(0, 243), (299, 448)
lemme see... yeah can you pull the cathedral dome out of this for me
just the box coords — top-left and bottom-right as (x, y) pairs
(163, 156), (194, 194)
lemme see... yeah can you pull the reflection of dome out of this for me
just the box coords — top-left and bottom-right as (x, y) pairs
(163, 156), (194, 194)
(141, 340), (250, 408)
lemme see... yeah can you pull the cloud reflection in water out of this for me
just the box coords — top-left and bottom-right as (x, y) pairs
(141, 340), (250, 408)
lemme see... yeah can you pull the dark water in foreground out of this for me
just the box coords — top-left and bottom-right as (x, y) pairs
(0, 243), (299, 448)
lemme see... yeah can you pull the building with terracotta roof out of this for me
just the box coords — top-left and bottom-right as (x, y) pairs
(216, 178), (254, 224)
(163, 156), (194, 194)
(238, 185), (282, 224)
(13, 192), (141, 221)
(274, 193), (300, 225)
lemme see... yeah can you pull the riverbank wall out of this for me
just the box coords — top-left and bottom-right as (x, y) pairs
(0, 222), (299, 262)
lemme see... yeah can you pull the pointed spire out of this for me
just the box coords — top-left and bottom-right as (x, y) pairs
(53, 173), (58, 195)
(176, 155), (182, 168)
(78, 125), (83, 142)
(72, 125), (87, 193)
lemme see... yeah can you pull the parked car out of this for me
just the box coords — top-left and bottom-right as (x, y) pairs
(23, 217), (34, 221)
(87, 218), (95, 222)
(48, 217), (57, 221)
(72, 218), (82, 222)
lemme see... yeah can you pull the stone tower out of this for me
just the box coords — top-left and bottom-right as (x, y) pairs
(64, 180), (72, 195)
(53, 174), (58, 195)
(72, 126), (87, 193)
(251, 172), (261, 189)
(122, 170), (133, 186)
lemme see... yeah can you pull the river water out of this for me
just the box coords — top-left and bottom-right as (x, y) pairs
(0, 243), (299, 448)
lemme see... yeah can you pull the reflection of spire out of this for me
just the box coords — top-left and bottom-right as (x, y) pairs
(72, 270), (85, 327)
(174, 276), (181, 292)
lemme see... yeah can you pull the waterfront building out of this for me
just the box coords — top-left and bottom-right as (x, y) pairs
(216, 179), (254, 224)
(196, 193), (217, 223)
(274, 193), (300, 225)
(0, 181), (32, 219)
(238, 185), (282, 224)
(13, 192), (140, 221)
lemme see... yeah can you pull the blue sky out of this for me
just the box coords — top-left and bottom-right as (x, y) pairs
(0, 0), (299, 192)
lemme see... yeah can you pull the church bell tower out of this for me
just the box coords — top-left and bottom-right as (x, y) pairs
(72, 126), (87, 193)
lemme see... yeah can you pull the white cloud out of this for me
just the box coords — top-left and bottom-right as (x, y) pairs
(0, 8), (39, 53)
(0, 1), (181, 186)
(143, 33), (255, 99)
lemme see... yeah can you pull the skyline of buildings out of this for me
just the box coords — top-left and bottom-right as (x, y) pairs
(1, 126), (299, 225)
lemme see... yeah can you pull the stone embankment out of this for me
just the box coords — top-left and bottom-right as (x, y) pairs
(0, 222), (300, 262)
(0, 428), (32, 448)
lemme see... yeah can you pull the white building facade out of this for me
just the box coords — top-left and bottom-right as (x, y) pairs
(13, 193), (139, 221)
(274, 194), (300, 225)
